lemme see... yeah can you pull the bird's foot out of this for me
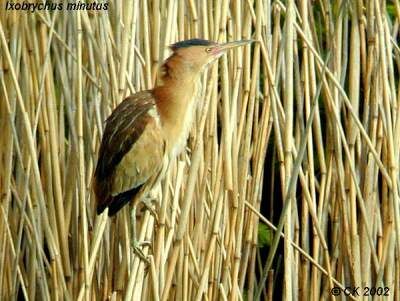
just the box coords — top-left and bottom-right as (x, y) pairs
(140, 197), (159, 223)
(131, 239), (151, 264)
(130, 206), (151, 264)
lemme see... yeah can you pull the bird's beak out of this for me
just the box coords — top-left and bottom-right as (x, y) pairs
(213, 40), (254, 55)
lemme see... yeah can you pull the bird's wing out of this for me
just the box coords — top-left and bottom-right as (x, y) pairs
(94, 91), (165, 215)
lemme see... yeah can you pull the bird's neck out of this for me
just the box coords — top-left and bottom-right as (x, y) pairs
(158, 53), (201, 84)
(154, 55), (202, 123)
(153, 59), (202, 155)
(154, 76), (201, 129)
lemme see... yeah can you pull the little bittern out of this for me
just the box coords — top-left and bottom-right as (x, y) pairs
(94, 39), (251, 218)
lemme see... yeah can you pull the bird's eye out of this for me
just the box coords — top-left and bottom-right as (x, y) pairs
(205, 47), (212, 53)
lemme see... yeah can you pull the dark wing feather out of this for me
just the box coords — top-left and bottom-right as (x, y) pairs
(97, 186), (140, 216)
(94, 91), (157, 215)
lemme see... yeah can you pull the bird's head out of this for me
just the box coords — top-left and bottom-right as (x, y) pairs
(168, 39), (253, 72)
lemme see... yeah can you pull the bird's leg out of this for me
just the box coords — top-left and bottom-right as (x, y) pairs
(140, 196), (159, 223)
(130, 205), (150, 263)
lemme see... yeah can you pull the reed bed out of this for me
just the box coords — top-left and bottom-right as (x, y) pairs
(1, 0), (400, 300)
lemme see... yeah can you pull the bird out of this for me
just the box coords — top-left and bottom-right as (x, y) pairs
(93, 39), (252, 258)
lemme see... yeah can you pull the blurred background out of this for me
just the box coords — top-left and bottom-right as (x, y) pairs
(1, 0), (400, 300)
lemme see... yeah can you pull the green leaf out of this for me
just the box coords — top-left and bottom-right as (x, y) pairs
(258, 223), (273, 248)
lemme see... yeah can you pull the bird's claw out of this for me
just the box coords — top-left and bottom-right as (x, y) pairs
(130, 206), (151, 264)
(131, 239), (151, 264)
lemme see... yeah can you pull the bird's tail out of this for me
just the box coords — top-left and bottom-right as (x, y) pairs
(97, 186), (141, 216)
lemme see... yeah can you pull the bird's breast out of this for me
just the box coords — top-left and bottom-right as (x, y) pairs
(168, 99), (197, 158)
(158, 80), (201, 159)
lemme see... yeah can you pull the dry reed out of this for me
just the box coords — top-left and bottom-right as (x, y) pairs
(1, 1), (400, 300)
